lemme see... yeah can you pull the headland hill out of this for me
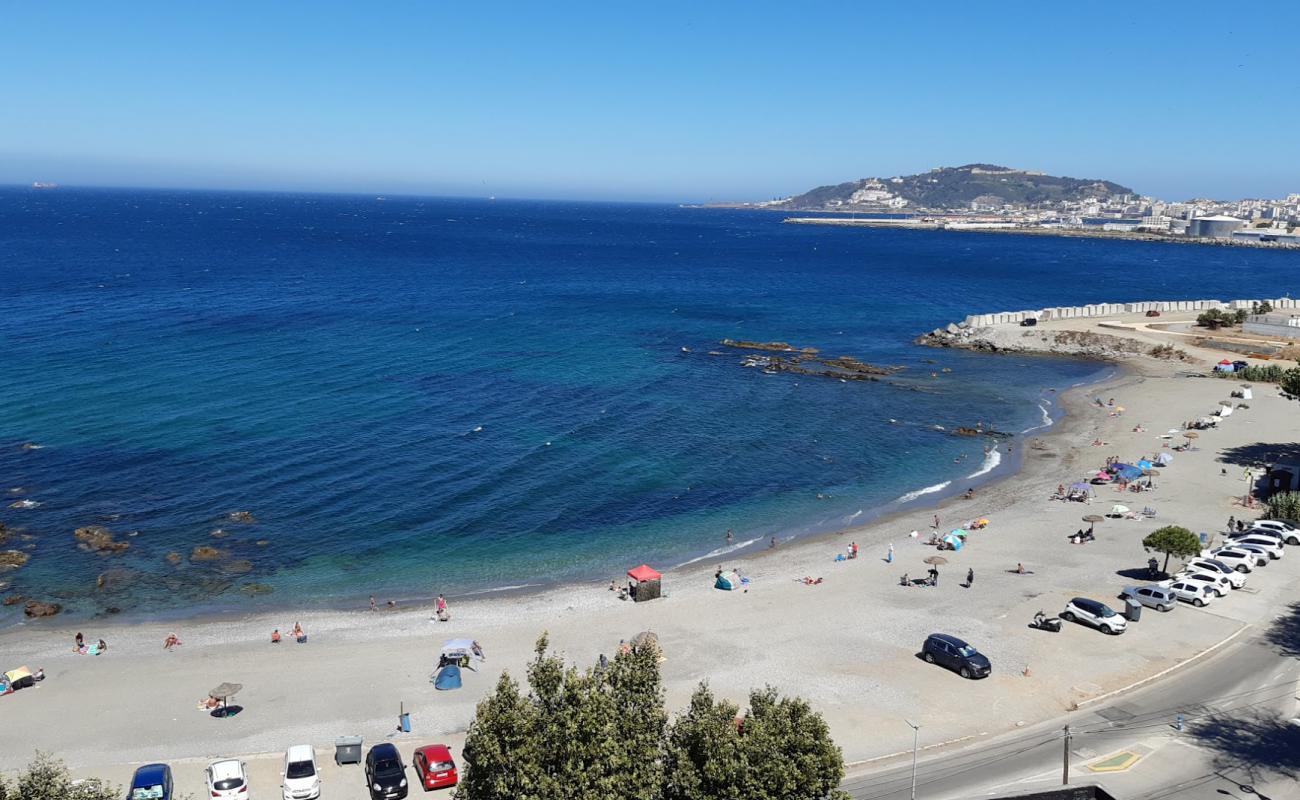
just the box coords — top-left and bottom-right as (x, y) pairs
(693, 163), (1300, 249)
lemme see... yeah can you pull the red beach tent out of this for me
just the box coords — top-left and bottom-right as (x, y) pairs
(626, 564), (663, 602)
(627, 564), (662, 582)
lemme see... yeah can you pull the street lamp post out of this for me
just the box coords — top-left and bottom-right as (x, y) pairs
(906, 719), (921, 800)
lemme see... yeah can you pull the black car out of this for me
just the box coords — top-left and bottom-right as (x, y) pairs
(365, 743), (409, 800)
(921, 633), (991, 679)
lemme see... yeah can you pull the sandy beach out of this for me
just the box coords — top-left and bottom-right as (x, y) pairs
(3, 314), (1300, 798)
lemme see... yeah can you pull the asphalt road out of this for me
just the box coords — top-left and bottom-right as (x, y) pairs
(840, 616), (1300, 800)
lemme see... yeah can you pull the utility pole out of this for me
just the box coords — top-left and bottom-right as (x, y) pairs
(906, 719), (921, 800)
(1061, 723), (1072, 785)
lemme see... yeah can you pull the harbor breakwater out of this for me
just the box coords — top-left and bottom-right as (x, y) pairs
(956, 297), (1295, 328)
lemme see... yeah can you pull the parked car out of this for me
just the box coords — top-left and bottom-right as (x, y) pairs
(1176, 570), (1232, 597)
(1145, 309), (1161, 317)
(127, 763), (173, 800)
(1207, 546), (1263, 572)
(282, 745), (320, 800)
(1232, 528), (1287, 550)
(1019, 317), (1038, 327)
(366, 743), (409, 800)
(1248, 520), (1300, 544)
(921, 633), (991, 679)
(1120, 585), (1176, 612)
(1162, 579), (1216, 607)
(1061, 598), (1127, 634)
(206, 760), (250, 800)
(1184, 558), (1246, 588)
(1229, 535), (1284, 560)
(412, 744), (459, 791)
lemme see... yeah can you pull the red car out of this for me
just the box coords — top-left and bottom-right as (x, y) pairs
(412, 745), (458, 791)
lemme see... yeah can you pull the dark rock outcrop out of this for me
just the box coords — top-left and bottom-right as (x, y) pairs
(190, 545), (226, 562)
(0, 550), (30, 569)
(24, 599), (62, 618)
(74, 526), (130, 555)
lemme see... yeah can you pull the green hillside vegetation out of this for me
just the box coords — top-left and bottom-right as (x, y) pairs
(780, 164), (1134, 211)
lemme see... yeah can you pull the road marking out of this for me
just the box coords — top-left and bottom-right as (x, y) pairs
(1086, 750), (1144, 772)
(1077, 623), (1250, 708)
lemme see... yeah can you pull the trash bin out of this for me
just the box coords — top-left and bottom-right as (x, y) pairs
(399, 712), (411, 733)
(1125, 598), (1142, 622)
(335, 735), (363, 765)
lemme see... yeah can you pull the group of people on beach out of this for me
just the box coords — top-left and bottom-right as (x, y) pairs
(270, 622), (306, 644)
(73, 631), (108, 655)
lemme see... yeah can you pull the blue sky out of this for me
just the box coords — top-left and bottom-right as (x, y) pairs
(2, 2), (1296, 202)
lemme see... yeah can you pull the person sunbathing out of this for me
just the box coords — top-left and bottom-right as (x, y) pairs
(163, 633), (182, 650)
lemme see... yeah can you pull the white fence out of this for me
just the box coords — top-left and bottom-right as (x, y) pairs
(961, 298), (1297, 328)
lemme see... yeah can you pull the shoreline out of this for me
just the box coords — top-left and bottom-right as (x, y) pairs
(0, 361), (1111, 633)
(7, 326), (1299, 777)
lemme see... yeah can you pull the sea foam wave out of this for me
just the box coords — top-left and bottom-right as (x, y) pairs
(966, 448), (1002, 479)
(894, 481), (951, 504)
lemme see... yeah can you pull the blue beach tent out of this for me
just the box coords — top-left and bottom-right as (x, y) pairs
(1113, 464), (1143, 481)
(714, 572), (739, 591)
(434, 664), (462, 691)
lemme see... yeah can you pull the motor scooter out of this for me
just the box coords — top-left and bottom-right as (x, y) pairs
(1028, 612), (1062, 632)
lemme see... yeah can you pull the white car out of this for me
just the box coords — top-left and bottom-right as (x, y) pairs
(1161, 579), (1216, 607)
(1231, 535), (1284, 560)
(1061, 597), (1128, 634)
(1185, 558), (1246, 588)
(282, 745), (320, 800)
(1208, 546), (1264, 572)
(1249, 520), (1300, 545)
(207, 760), (250, 800)
(1175, 570), (1232, 597)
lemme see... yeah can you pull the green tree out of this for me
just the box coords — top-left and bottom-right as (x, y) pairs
(1233, 308), (1250, 325)
(1252, 301), (1274, 315)
(663, 684), (849, 800)
(1142, 525), (1202, 573)
(1266, 491), (1300, 522)
(458, 673), (542, 800)
(607, 642), (668, 800)
(1281, 368), (1300, 398)
(1196, 309), (1228, 330)
(0, 753), (120, 800)
(663, 684), (746, 800)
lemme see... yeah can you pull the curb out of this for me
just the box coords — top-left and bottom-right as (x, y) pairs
(847, 734), (976, 768)
(1076, 622), (1250, 708)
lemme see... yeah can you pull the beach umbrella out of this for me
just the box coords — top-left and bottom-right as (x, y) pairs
(1082, 514), (1104, 523)
(1109, 504), (1130, 516)
(1218, 400), (1233, 407)
(209, 682), (242, 700)
(923, 556), (948, 565)
(1183, 432), (1199, 439)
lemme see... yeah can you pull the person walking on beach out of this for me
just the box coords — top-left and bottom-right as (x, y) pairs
(769, 536), (778, 549)
(1226, 515), (1235, 533)
(966, 568), (974, 588)
(933, 514), (940, 530)
(436, 593), (451, 621)
(370, 595), (378, 612)
(886, 543), (894, 563)
(74, 631), (84, 652)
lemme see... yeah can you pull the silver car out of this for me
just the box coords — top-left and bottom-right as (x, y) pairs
(1121, 584), (1176, 612)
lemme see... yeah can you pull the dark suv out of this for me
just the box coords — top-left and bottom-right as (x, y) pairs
(921, 633), (991, 679)
(365, 743), (409, 800)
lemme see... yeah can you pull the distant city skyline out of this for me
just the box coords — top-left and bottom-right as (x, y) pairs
(3, 2), (1298, 203)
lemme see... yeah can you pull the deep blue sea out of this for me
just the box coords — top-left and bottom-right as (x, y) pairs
(2, 188), (1297, 622)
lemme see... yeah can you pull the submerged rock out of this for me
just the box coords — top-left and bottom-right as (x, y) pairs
(228, 511), (257, 524)
(3, 594), (24, 605)
(74, 526), (130, 555)
(190, 545), (226, 562)
(239, 583), (273, 596)
(165, 551), (182, 566)
(0, 550), (30, 569)
(24, 599), (62, 618)
(220, 559), (254, 575)
(96, 567), (138, 593)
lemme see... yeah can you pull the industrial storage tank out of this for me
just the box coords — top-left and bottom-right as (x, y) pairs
(1187, 215), (1245, 238)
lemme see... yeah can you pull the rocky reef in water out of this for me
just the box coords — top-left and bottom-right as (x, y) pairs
(720, 340), (902, 381)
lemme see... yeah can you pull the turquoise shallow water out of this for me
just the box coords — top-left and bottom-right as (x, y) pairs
(1, 188), (1292, 621)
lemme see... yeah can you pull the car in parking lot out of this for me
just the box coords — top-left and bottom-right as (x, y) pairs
(1249, 520), (1300, 545)
(1185, 557), (1246, 587)
(921, 633), (991, 679)
(1162, 579), (1216, 607)
(127, 763), (173, 800)
(1120, 585), (1176, 612)
(206, 760), (250, 800)
(282, 745), (320, 800)
(412, 744), (459, 791)
(366, 743), (409, 800)
(1061, 597), (1127, 634)
(1184, 559), (1246, 588)
(1176, 570), (1232, 597)
(1208, 546), (1265, 571)
(1230, 536), (1284, 560)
